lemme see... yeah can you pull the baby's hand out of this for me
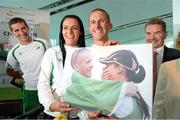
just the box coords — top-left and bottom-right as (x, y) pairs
(125, 82), (139, 96)
(101, 69), (111, 80)
(103, 40), (120, 46)
(87, 111), (101, 118)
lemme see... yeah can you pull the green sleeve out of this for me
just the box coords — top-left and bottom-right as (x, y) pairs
(64, 71), (124, 115)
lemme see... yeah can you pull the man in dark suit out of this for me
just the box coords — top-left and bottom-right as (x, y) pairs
(163, 45), (180, 62)
(145, 17), (180, 100)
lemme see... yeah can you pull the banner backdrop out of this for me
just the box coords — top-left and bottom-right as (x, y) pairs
(0, 6), (50, 51)
(62, 44), (152, 119)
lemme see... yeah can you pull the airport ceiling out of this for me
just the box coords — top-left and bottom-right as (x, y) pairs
(0, 0), (63, 9)
(0, 0), (173, 46)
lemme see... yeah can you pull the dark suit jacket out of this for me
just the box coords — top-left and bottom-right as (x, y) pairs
(162, 46), (180, 63)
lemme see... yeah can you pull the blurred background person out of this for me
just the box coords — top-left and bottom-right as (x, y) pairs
(153, 58), (180, 119)
(176, 31), (180, 50)
(145, 17), (180, 100)
(6, 17), (49, 119)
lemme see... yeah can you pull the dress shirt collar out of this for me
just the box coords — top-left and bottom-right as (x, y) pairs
(155, 45), (164, 57)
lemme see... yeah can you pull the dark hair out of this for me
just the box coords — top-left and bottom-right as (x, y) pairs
(89, 8), (111, 22)
(145, 17), (166, 32)
(8, 17), (29, 31)
(136, 92), (151, 119)
(99, 50), (145, 83)
(59, 15), (86, 66)
(122, 50), (146, 83)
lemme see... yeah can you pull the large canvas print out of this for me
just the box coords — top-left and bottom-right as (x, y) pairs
(62, 44), (152, 119)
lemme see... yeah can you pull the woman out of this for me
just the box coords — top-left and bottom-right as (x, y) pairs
(37, 15), (85, 118)
(100, 50), (150, 119)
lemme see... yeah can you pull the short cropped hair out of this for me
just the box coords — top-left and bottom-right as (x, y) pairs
(145, 17), (166, 32)
(8, 17), (29, 31)
(89, 8), (111, 22)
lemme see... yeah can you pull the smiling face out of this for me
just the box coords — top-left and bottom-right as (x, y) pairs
(145, 24), (167, 50)
(11, 22), (31, 44)
(89, 10), (112, 43)
(75, 50), (93, 77)
(72, 49), (93, 78)
(62, 18), (82, 47)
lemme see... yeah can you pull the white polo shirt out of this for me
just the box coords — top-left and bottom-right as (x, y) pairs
(6, 38), (49, 90)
